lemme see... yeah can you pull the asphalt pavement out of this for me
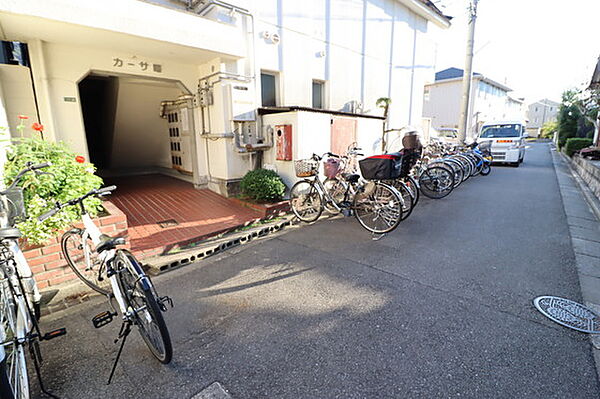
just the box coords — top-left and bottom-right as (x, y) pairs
(34, 142), (600, 398)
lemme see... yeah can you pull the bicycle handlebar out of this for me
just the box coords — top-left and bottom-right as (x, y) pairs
(2, 162), (52, 193)
(38, 207), (59, 222)
(37, 185), (117, 222)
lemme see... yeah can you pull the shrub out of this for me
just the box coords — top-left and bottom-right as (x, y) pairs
(3, 137), (103, 244)
(564, 138), (593, 157)
(240, 168), (285, 202)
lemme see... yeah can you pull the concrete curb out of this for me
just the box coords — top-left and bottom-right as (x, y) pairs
(144, 216), (296, 275)
(551, 146), (600, 381)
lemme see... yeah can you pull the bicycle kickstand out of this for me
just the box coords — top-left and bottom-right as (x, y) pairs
(371, 232), (386, 241)
(107, 320), (132, 385)
(29, 341), (61, 399)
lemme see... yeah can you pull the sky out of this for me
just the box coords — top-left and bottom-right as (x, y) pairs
(431, 0), (600, 104)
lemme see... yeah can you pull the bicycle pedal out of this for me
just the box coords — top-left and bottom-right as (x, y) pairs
(158, 295), (174, 312)
(92, 311), (116, 328)
(42, 327), (67, 341)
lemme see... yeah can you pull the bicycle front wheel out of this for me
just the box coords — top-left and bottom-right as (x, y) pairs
(419, 166), (454, 199)
(115, 250), (172, 364)
(62, 229), (111, 295)
(290, 180), (323, 223)
(353, 182), (403, 234)
(0, 282), (29, 399)
(323, 178), (347, 214)
(388, 180), (414, 221)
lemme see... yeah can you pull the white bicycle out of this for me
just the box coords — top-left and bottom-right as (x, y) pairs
(39, 186), (173, 383)
(1, 162), (66, 399)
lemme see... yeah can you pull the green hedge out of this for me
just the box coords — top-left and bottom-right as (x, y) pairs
(240, 168), (286, 202)
(564, 138), (593, 157)
(4, 137), (104, 244)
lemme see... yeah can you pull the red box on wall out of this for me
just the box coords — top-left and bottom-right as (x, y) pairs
(275, 124), (292, 161)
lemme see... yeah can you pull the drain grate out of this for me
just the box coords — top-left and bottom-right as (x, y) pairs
(157, 219), (179, 228)
(534, 296), (600, 334)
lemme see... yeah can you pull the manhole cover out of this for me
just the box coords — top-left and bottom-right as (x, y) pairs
(534, 296), (600, 333)
(157, 219), (178, 228)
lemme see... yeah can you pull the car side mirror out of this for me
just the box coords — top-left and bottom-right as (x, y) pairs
(522, 132), (529, 138)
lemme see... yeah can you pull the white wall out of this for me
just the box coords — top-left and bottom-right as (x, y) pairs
(249, 0), (437, 128)
(111, 79), (182, 169)
(262, 110), (383, 188)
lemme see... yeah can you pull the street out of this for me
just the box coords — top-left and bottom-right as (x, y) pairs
(35, 142), (600, 398)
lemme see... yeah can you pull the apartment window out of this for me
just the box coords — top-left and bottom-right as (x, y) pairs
(312, 80), (324, 109)
(261, 72), (277, 107)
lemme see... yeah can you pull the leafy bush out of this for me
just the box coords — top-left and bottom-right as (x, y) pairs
(4, 137), (103, 244)
(240, 168), (285, 202)
(564, 138), (593, 157)
(540, 121), (558, 139)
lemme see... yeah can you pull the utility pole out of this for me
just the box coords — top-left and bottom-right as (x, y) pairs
(458, 0), (479, 144)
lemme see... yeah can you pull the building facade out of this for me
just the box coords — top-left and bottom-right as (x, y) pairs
(423, 67), (526, 140)
(0, 0), (450, 195)
(526, 99), (560, 136)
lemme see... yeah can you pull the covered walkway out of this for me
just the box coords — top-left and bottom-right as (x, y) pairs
(107, 174), (262, 258)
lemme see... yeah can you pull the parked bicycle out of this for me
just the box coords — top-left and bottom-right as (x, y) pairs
(39, 185), (173, 383)
(290, 152), (404, 234)
(1, 162), (67, 399)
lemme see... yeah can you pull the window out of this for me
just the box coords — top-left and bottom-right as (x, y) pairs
(261, 72), (277, 107)
(312, 80), (324, 109)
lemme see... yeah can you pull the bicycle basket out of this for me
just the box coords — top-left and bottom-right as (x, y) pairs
(294, 159), (319, 177)
(359, 154), (402, 180)
(2, 188), (26, 226)
(323, 158), (341, 179)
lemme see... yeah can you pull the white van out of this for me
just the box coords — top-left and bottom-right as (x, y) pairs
(478, 121), (527, 167)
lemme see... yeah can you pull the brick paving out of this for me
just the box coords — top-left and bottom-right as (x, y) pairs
(106, 174), (262, 258)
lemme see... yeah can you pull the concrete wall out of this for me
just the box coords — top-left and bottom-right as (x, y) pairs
(0, 65), (39, 137)
(111, 79), (182, 169)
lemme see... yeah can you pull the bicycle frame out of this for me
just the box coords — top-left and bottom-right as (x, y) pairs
(79, 213), (129, 317)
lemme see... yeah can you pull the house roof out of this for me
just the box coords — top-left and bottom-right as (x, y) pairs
(432, 67), (512, 92)
(530, 98), (560, 107)
(435, 67), (482, 81)
(398, 0), (452, 28)
(590, 56), (600, 89)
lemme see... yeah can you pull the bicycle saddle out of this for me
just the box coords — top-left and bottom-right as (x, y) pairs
(342, 173), (360, 183)
(0, 228), (22, 239)
(95, 234), (126, 253)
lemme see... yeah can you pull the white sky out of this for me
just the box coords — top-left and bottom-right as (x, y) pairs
(432, 0), (600, 104)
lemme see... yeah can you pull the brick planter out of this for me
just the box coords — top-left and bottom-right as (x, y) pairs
(230, 198), (290, 218)
(23, 200), (128, 290)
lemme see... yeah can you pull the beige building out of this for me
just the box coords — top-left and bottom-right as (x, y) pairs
(423, 67), (526, 140)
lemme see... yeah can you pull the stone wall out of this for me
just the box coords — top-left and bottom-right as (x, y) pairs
(572, 154), (600, 201)
(23, 200), (128, 289)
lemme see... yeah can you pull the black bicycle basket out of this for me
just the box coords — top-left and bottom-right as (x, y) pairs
(359, 153), (403, 180)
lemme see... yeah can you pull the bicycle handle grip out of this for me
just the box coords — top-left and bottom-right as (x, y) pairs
(38, 208), (59, 222)
(327, 152), (341, 158)
(97, 185), (117, 195)
(31, 162), (51, 170)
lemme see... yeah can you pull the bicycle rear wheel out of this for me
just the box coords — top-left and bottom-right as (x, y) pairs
(0, 282), (29, 399)
(62, 229), (111, 295)
(404, 176), (420, 208)
(353, 182), (403, 234)
(116, 250), (172, 364)
(290, 180), (323, 223)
